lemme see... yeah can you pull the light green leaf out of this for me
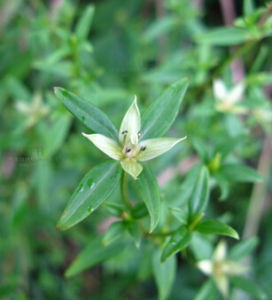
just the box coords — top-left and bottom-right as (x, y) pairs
(141, 78), (189, 139)
(189, 166), (210, 215)
(243, 0), (255, 16)
(134, 166), (160, 232)
(138, 137), (186, 161)
(102, 221), (125, 247)
(229, 237), (258, 261)
(54, 87), (118, 140)
(75, 5), (95, 40)
(220, 163), (263, 182)
(194, 279), (217, 300)
(230, 276), (267, 299)
(56, 161), (121, 230)
(197, 27), (250, 46)
(161, 226), (192, 262)
(65, 236), (127, 277)
(153, 249), (176, 300)
(194, 220), (239, 239)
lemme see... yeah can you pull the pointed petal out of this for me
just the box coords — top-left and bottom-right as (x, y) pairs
(197, 260), (213, 275)
(120, 159), (143, 180)
(82, 133), (122, 160)
(119, 96), (141, 145)
(137, 137), (186, 162)
(213, 240), (227, 262)
(226, 82), (245, 103)
(214, 275), (229, 298)
(213, 79), (227, 101)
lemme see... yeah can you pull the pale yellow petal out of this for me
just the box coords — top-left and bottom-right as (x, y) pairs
(226, 82), (245, 103)
(213, 79), (227, 101)
(119, 96), (141, 145)
(197, 260), (213, 275)
(214, 275), (229, 298)
(213, 240), (227, 262)
(120, 159), (143, 179)
(137, 137), (186, 162)
(82, 133), (122, 160)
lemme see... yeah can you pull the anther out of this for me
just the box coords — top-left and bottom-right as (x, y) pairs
(137, 131), (142, 137)
(122, 130), (128, 134)
(140, 146), (146, 151)
(126, 147), (131, 153)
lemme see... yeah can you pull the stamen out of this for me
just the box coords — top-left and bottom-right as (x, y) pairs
(122, 130), (128, 134)
(137, 131), (142, 137)
(140, 146), (146, 151)
(126, 147), (131, 153)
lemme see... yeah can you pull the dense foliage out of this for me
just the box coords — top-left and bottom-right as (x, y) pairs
(1, 0), (272, 299)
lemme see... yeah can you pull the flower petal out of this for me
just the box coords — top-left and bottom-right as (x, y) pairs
(119, 96), (141, 145)
(213, 79), (227, 101)
(213, 240), (227, 262)
(137, 137), (186, 162)
(120, 159), (143, 179)
(226, 82), (245, 103)
(214, 274), (229, 298)
(197, 260), (213, 275)
(82, 133), (122, 160)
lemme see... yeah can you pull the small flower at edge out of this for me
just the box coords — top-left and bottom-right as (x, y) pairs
(82, 96), (186, 179)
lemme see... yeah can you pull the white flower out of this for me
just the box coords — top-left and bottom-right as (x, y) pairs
(197, 241), (248, 298)
(213, 79), (247, 114)
(82, 96), (186, 179)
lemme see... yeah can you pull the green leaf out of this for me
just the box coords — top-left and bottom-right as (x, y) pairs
(152, 249), (176, 300)
(75, 5), (95, 40)
(194, 219), (239, 239)
(220, 163), (262, 183)
(126, 222), (141, 248)
(135, 166), (160, 232)
(65, 236), (127, 277)
(189, 166), (210, 215)
(161, 226), (192, 262)
(56, 161), (121, 230)
(196, 27), (250, 46)
(194, 279), (217, 300)
(229, 237), (258, 261)
(141, 78), (189, 139)
(54, 87), (118, 140)
(230, 276), (266, 300)
(243, 0), (255, 16)
(102, 221), (125, 247)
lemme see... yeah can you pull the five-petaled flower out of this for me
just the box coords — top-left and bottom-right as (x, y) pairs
(82, 97), (186, 179)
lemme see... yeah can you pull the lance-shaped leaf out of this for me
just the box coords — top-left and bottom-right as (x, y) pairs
(137, 137), (186, 161)
(54, 87), (118, 140)
(194, 219), (239, 240)
(189, 166), (210, 215)
(65, 236), (127, 277)
(161, 226), (192, 262)
(141, 78), (189, 139)
(194, 279), (217, 300)
(102, 221), (126, 247)
(134, 166), (160, 232)
(75, 5), (95, 40)
(229, 237), (258, 261)
(56, 161), (121, 230)
(152, 249), (176, 300)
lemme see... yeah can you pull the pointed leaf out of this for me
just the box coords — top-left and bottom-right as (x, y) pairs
(153, 249), (176, 300)
(229, 237), (258, 261)
(65, 236), (127, 277)
(126, 222), (141, 248)
(230, 276), (266, 299)
(194, 279), (217, 300)
(54, 87), (118, 140)
(142, 78), (189, 139)
(102, 221), (126, 247)
(134, 166), (160, 232)
(75, 5), (95, 40)
(194, 219), (239, 239)
(57, 161), (121, 230)
(161, 226), (192, 262)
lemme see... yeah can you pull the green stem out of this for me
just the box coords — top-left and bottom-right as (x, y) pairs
(121, 171), (131, 210)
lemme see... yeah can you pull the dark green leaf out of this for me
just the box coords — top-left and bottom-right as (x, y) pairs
(194, 219), (239, 239)
(229, 237), (258, 261)
(142, 78), (189, 139)
(65, 236), (127, 277)
(194, 279), (217, 300)
(135, 166), (160, 232)
(161, 226), (192, 262)
(220, 163), (262, 183)
(102, 221), (125, 247)
(230, 276), (266, 299)
(54, 87), (118, 140)
(189, 166), (210, 215)
(75, 5), (95, 40)
(56, 161), (121, 230)
(126, 222), (141, 248)
(153, 249), (176, 300)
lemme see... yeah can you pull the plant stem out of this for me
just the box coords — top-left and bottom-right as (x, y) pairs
(121, 171), (131, 210)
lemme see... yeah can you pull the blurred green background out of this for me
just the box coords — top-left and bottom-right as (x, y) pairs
(1, 0), (272, 299)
